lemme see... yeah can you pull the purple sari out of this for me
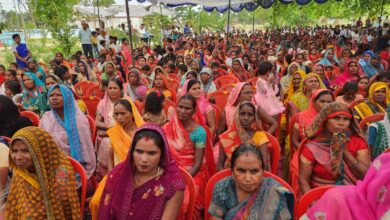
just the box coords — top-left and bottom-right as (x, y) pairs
(98, 124), (185, 220)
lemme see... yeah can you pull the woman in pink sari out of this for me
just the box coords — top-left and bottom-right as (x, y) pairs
(303, 152), (390, 220)
(98, 124), (185, 220)
(331, 60), (361, 90)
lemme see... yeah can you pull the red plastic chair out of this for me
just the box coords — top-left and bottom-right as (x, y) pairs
(205, 169), (295, 220)
(85, 84), (105, 99)
(297, 185), (334, 219)
(246, 77), (258, 86)
(86, 115), (97, 144)
(68, 156), (87, 216)
(207, 90), (229, 110)
(20, 111), (40, 126)
(265, 132), (281, 175)
(74, 81), (98, 97)
(358, 113), (384, 130)
(219, 84), (236, 91)
(80, 96), (101, 119)
(163, 99), (177, 115)
(288, 114), (299, 181)
(178, 166), (196, 220)
(213, 75), (240, 89)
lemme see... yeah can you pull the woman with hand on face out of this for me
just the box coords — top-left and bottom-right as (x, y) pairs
(98, 124), (185, 220)
(209, 144), (293, 220)
(5, 127), (81, 219)
(40, 84), (96, 179)
(299, 102), (370, 194)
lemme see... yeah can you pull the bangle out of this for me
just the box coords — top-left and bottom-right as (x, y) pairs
(351, 159), (360, 169)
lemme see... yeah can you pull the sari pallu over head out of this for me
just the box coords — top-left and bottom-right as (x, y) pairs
(354, 82), (390, 120)
(319, 48), (340, 66)
(358, 50), (379, 78)
(225, 82), (249, 128)
(280, 62), (301, 89)
(125, 69), (147, 101)
(305, 102), (365, 185)
(6, 127), (80, 220)
(283, 70), (306, 105)
(331, 60), (360, 88)
(98, 124), (184, 220)
(48, 84), (84, 162)
(21, 71), (45, 108)
(106, 98), (145, 161)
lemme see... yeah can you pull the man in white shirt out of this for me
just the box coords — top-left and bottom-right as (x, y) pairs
(79, 21), (93, 58)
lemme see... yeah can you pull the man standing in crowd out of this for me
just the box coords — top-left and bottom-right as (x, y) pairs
(79, 21), (93, 58)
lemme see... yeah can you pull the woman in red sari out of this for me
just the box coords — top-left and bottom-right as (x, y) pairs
(229, 59), (250, 82)
(164, 94), (214, 220)
(299, 102), (370, 194)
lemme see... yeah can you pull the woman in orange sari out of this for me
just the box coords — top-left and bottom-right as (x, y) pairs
(218, 101), (269, 171)
(164, 94), (215, 220)
(229, 59), (250, 82)
(148, 73), (173, 101)
(90, 98), (144, 220)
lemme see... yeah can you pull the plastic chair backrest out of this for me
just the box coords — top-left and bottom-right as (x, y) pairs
(68, 156), (87, 215)
(348, 98), (365, 109)
(246, 77), (258, 86)
(297, 185), (333, 218)
(219, 84), (236, 91)
(265, 132), (281, 175)
(20, 111), (40, 126)
(358, 113), (384, 130)
(205, 169), (295, 220)
(86, 84), (105, 99)
(207, 90), (229, 110)
(213, 75), (239, 89)
(80, 96), (102, 119)
(74, 81), (97, 97)
(86, 115), (96, 143)
(288, 114), (299, 176)
(178, 166), (196, 220)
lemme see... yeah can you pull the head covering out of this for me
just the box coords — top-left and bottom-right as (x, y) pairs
(48, 84), (84, 162)
(284, 70), (306, 104)
(306, 152), (390, 220)
(368, 82), (390, 106)
(101, 61), (116, 81)
(359, 50), (378, 77)
(319, 48), (340, 66)
(299, 72), (327, 94)
(200, 67), (216, 94)
(234, 101), (263, 143)
(6, 127), (80, 219)
(126, 69), (146, 101)
(225, 82), (250, 128)
(305, 102), (363, 139)
(98, 124), (182, 219)
(21, 71), (45, 108)
(287, 62), (301, 76)
(331, 60), (360, 88)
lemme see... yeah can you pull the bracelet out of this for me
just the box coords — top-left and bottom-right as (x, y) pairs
(351, 159), (360, 169)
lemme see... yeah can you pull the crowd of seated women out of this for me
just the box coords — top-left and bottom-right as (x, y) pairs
(1, 23), (390, 219)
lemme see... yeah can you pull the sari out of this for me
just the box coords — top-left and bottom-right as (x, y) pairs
(301, 102), (369, 189)
(368, 104), (390, 158)
(225, 82), (248, 128)
(289, 73), (326, 113)
(209, 176), (293, 220)
(219, 102), (269, 168)
(164, 109), (215, 219)
(318, 48), (340, 66)
(100, 61), (119, 81)
(77, 60), (97, 82)
(283, 70), (306, 105)
(280, 62), (301, 90)
(90, 98), (144, 220)
(358, 50), (378, 78)
(200, 67), (217, 94)
(353, 82), (390, 121)
(331, 60), (360, 89)
(40, 85), (96, 178)
(5, 127), (80, 219)
(98, 124), (185, 220)
(21, 72), (48, 113)
(229, 59), (250, 82)
(305, 152), (390, 220)
(148, 74), (172, 100)
(313, 64), (331, 89)
(125, 69), (148, 102)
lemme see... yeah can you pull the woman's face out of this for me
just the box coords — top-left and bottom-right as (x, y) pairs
(232, 61), (241, 71)
(45, 77), (57, 90)
(154, 74), (164, 88)
(0, 66), (5, 74)
(78, 62), (86, 73)
(327, 50), (334, 60)
(80, 55), (88, 63)
(185, 55), (192, 64)
(348, 62), (359, 75)
(238, 85), (254, 103)
(128, 72), (138, 85)
(292, 73), (302, 89)
(190, 61), (199, 71)
(107, 81), (122, 101)
(186, 73), (196, 81)
(305, 76), (320, 92)
(113, 103), (133, 127)
(290, 64), (298, 74)
(373, 88), (387, 103)
(363, 54), (371, 62)
(133, 137), (162, 175)
(28, 62), (36, 70)
(147, 58), (155, 65)
(11, 140), (34, 172)
(105, 64), (115, 74)
(242, 57), (249, 64)
(177, 98), (195, 121)
(16, 70), (24, 80)
(138, 58), (146, 66)
(200, 73), (211, 84)
(142, 47), (148, 54)
(188, 83), (201, 98)
(314, 94), (333, 112)
(314, 65), (324, 76)
(5, 70), (16, 81)
(22, 75), (35, 90)
(232, 152), (263, 194)
(48, 87), (64, 110)
(358, 79), (369, 89)
(325, 114), (351, 134)
(239, 105), (255, 129)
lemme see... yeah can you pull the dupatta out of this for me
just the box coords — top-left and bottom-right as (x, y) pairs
(354, 82), (390, 120)
(21, 71), (45, 108)
(6, 127), (80, 220)
(331, 60), (360, 88)
(225, 82), (248, 128)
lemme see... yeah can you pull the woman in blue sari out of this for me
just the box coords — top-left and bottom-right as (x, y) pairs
(318, 48), (339, 67)
(359, 51), (383, 78)
(21, 72), (48, 115)
(209, 144), (293, 220)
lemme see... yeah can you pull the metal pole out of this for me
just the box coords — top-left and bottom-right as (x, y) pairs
(199, 10), (201, 33)
(227, 0), (232, 49)
(14, 0), (20, 29)
(252, 11), (255, 34)
(380, 0), (385, 18)
(125, 0), (135, 67)
(97, 0), (101, 26)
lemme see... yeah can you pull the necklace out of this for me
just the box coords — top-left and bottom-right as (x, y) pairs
(134, 166), (160, 188)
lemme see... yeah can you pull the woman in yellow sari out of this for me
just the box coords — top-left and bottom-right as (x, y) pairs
(6, 126), (80, 219)
(283, 70), (306, 105)
(218, 101), (269, 171)
(90, 98), (144, 220)
(353, 82), (390, 122)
